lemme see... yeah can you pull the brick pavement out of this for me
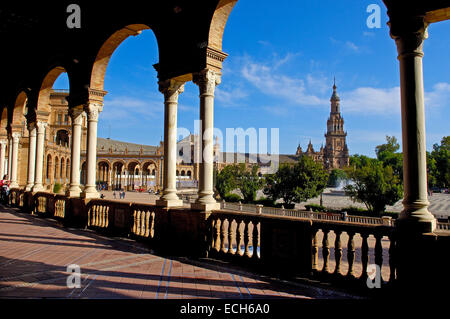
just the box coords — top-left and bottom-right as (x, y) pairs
(0, 205), (358, 299)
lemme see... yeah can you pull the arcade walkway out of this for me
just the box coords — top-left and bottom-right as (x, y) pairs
(0, 205), (357, 299)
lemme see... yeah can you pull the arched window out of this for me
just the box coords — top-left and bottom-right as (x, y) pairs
(46, 155), (52, 179)
(66, 159), (70, 178)
(54, 156), (59, 178)
(55, 130), (69, 147)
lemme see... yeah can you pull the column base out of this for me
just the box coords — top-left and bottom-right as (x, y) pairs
(66, 190), (81, 198)
(191, 202), (220, 211)
(31, 184), (44, 193)
(81, 191), (100, 199)
(9, 182), (19, 189)
(396, 216), (436, 233)
(398, 202), (437, 233)
(156, 199), (184, 208)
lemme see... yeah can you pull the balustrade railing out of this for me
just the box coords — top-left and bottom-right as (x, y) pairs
(131, 204), (156, 240)
(209, 210), (260, 262)
(310, 221), (395, 286)
(33, 192), (54, 216)
(8, 188), (24, 207)
(5, 190), (450, 294)
(54, 195), (67, 219)
(221, 201), (395, 226)
(436, 222), (450, 231)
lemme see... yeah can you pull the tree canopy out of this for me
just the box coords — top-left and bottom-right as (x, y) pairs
(264, 156), (328, 205)
(344, 159), (403, 215)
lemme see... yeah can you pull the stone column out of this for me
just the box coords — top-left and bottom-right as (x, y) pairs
(32, 121), (47, 192)
(82, 103), (101, 199)
(192, 69), (221, 211)
(9, 133), (21, 188)
(390, 17), (436, 233)
(156, 79), (184, 207)
(7, 135), (12, 177)
(66, 108), (84, 197)
(0, 140), (7, 179)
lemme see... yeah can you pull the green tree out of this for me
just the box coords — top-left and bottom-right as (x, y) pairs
(264, 156), (329, 206)
(344, 159), (403, 215)
(427, 151), (437, 188)
(375, 136), (403, 179)
(214, 165), (238, 199)
(349, 154), (375, 169)
(375, 135), (400, 157)
(430, 136), (450, 188)
(53, 183), (62, 194)
(236, 164), (264, 203)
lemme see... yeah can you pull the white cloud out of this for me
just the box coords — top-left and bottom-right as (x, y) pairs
(100, 95), (163, 122)
(425, 82), (450, 108)
(343, 86), (401, 114)
(215, 87), (248, 106)
(241, 59), (328, 106)
(345, 41), (360, 52)
(342, 82), (450, 115)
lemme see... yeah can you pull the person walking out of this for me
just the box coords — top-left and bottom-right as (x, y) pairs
(0, 175), (10, 205)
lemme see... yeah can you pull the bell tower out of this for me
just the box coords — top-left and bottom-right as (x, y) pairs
(324, 79), (349, 169)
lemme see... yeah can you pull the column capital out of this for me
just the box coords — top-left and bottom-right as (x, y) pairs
(193, 69), (221, 97)
(0, 139), (7, 147)
(27, 121), (36, 133)
(69, 107), (85, 125)
(84, 103), (102, 122)
(158, 79), (185, 103)
(12, 132), (21, 142)
(36, 120), (48, 132)
(388, 15), (428, 59)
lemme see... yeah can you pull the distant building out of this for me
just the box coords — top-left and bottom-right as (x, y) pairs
(295, 81), (349, 170)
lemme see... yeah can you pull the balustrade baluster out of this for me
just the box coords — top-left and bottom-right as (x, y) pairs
(311, 229), (319, 273)
(228, 218), (235, 255)
(140, 211), (144, 236)
(214, 218), (221, 252)
(347, 232), (356, 278)
(244, 220), (251, 258)
(388, 234), (396, 283)
(150, 212), (155, 238)
(133, 211), (138, 234)
(252, 220), (259, 260)
(106, 207), (110, 228)
(103, 206), (108, 228)
(144, 211), (150, 237)
(237, 219), (244, 256)
(375, 234), (383, 278)
(101, 206), (105, 228)
(93, 206), (98, 226)
(334, 230), (342, 276)
(322, 229), (330, 273)
(221, 219), (229, 254)
(361, 233), (369, 281)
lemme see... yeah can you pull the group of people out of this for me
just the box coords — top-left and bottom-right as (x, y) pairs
(0, 175), (10, 205)
(112, 190), (126, 199)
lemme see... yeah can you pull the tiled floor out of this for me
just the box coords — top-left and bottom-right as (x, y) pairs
(0, 205), (356, 299)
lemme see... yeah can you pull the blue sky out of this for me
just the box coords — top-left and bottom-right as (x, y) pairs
(54, 0), (449, 157)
